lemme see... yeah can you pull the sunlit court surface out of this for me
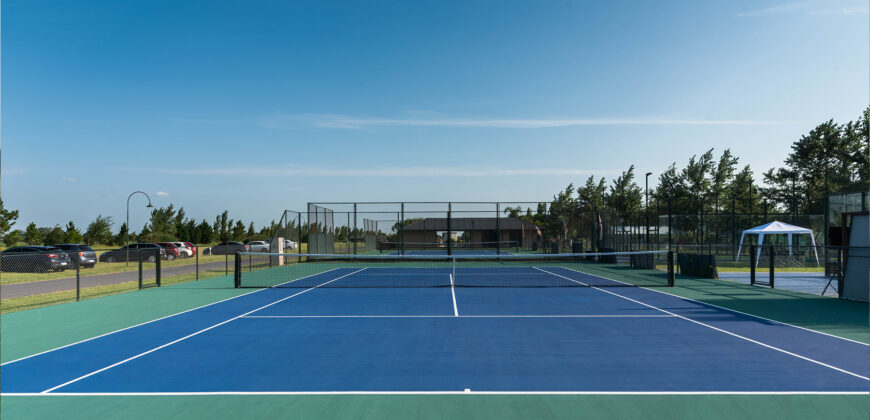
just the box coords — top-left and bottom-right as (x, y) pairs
(2, 252), (867, 417)
(2, 0), (869, 419)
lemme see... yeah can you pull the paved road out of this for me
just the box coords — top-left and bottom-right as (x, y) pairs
(1, 259), (237, 300)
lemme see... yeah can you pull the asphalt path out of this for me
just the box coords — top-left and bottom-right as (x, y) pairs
(1, 259), (236, 299)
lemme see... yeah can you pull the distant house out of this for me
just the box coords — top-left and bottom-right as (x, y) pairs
(400, 217), (539, 249)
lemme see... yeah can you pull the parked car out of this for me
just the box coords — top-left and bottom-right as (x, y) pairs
(247, 241), (270, 253)
(171, 242), (193, 258)
(0, 246), (72, 273)
(155, 243), (181, 260)
(184, 242), (197, 256)
(52, 244), (97, 268)
(98, 243), (167, 263)
(209, 241), (249, 255)
(284, 239), (297, 250)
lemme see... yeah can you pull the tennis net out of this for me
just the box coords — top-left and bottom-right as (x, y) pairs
(377, 241), (521, 253)
(234, 251), (674, 288)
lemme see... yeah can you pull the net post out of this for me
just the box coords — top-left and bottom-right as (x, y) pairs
(155, 249), (161, 287)
(234, 253), (242, 288)
(353, 203), (358, 255)
(447, 203), (453, 256)
(196, 249), (199, 280)
(496, 202), (501, 255)
(768, 245), (775, 288)
(400, 202), (405, 256)
(749, 244), (756, 285)
(667, 250), (675, 287)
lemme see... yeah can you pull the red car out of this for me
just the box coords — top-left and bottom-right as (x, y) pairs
(155, 242), (180, 260)
(184, 242), (198, 256)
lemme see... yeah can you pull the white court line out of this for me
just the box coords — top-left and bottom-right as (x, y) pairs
(533, 267), (869, 382)
(240, 314), (675, 319)
(558, 265), (869, 347)
(450, 274), (459, 317)
(40, 268), (368, 394)
(0, 268), (344, 367)
(3, 391), (868, 396)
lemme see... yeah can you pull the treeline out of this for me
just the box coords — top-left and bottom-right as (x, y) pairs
(506, 108), (869, 238)
(0, 205), (286, 247)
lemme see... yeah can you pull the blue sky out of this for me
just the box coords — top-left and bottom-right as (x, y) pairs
(2, 0), (868, 233)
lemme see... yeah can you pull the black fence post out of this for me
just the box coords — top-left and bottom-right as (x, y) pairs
(750, 244), (756, 285)
(138, 250), (143, 290)
(155, 250), (161, 287)
(225, 253), (229, 275)
(195, 251), (199, 281)
(75, 263), (81, 301)
(668, 199), (674, 250)
(667, 250), (675, 287)
(768, 245), (775, 289)
(837, 248), (844, 298)
(248, 254), (252, 272)
(234, 253), (242, 288)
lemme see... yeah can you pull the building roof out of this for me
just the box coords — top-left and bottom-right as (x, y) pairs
(402, 217), (533, 231)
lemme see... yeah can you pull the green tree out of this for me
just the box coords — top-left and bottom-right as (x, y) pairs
(682, 149), (715, 213)
(763, 108), (870, 213)
(727, 165), (763, 215)
(247, 222), (255, 239)
(84, 215), (114, 245)
(576, 176), (607, 211)
(710, 149), (739, 213)
(231, 220), (246, 241)
(0, 200), (20, 245)
(64, 221), (83, 243)
(196, 219), (214, 243)
(114, 222), (130, 245)
(3, 230), (21, 247)
(149, 204), (178, 241)
(25, 222), (42, 245)
(214, 211), (231, 242)
(605, 165), (643, 218)
(44, 226), (65, 245)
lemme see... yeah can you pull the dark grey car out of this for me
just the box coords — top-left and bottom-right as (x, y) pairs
(99, 243), (166, 263)
(0, 246), (73, 273)
(209, 241), (249, 255)
(53, 244), (98, 268)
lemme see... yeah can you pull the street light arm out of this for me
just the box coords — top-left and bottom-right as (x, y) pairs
(126, 191), (155, 266)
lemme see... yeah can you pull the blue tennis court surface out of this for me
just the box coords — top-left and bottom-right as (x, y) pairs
(2, 265), (867, 395)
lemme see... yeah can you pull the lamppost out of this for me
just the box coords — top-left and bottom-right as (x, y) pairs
(126, 191), (154, 266)
(645, 172), (652, 248)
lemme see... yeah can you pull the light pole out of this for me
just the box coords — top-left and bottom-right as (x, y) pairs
(645, 172), (652, 249)
(126, 191), (154, 266)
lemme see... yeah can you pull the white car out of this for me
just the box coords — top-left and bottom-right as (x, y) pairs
(284, 239), (297, 250)
(247, 241), (271, 253)
(172, 242), (194, 258)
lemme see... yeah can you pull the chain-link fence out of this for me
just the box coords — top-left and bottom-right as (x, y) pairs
(0, 244), (240, 313)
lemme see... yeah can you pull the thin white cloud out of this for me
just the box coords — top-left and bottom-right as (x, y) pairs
(738, 2), (868, 17)
(62, 177), (77, 183)
(807, 6), (869, 15)
(156, 191), (169, 197)
(260, 113), (791, 130)
(738, 3), (807, 17)
(121, 166), (616, 178)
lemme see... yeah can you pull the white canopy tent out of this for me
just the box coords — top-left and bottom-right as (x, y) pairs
(735, 221), (820, 266)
